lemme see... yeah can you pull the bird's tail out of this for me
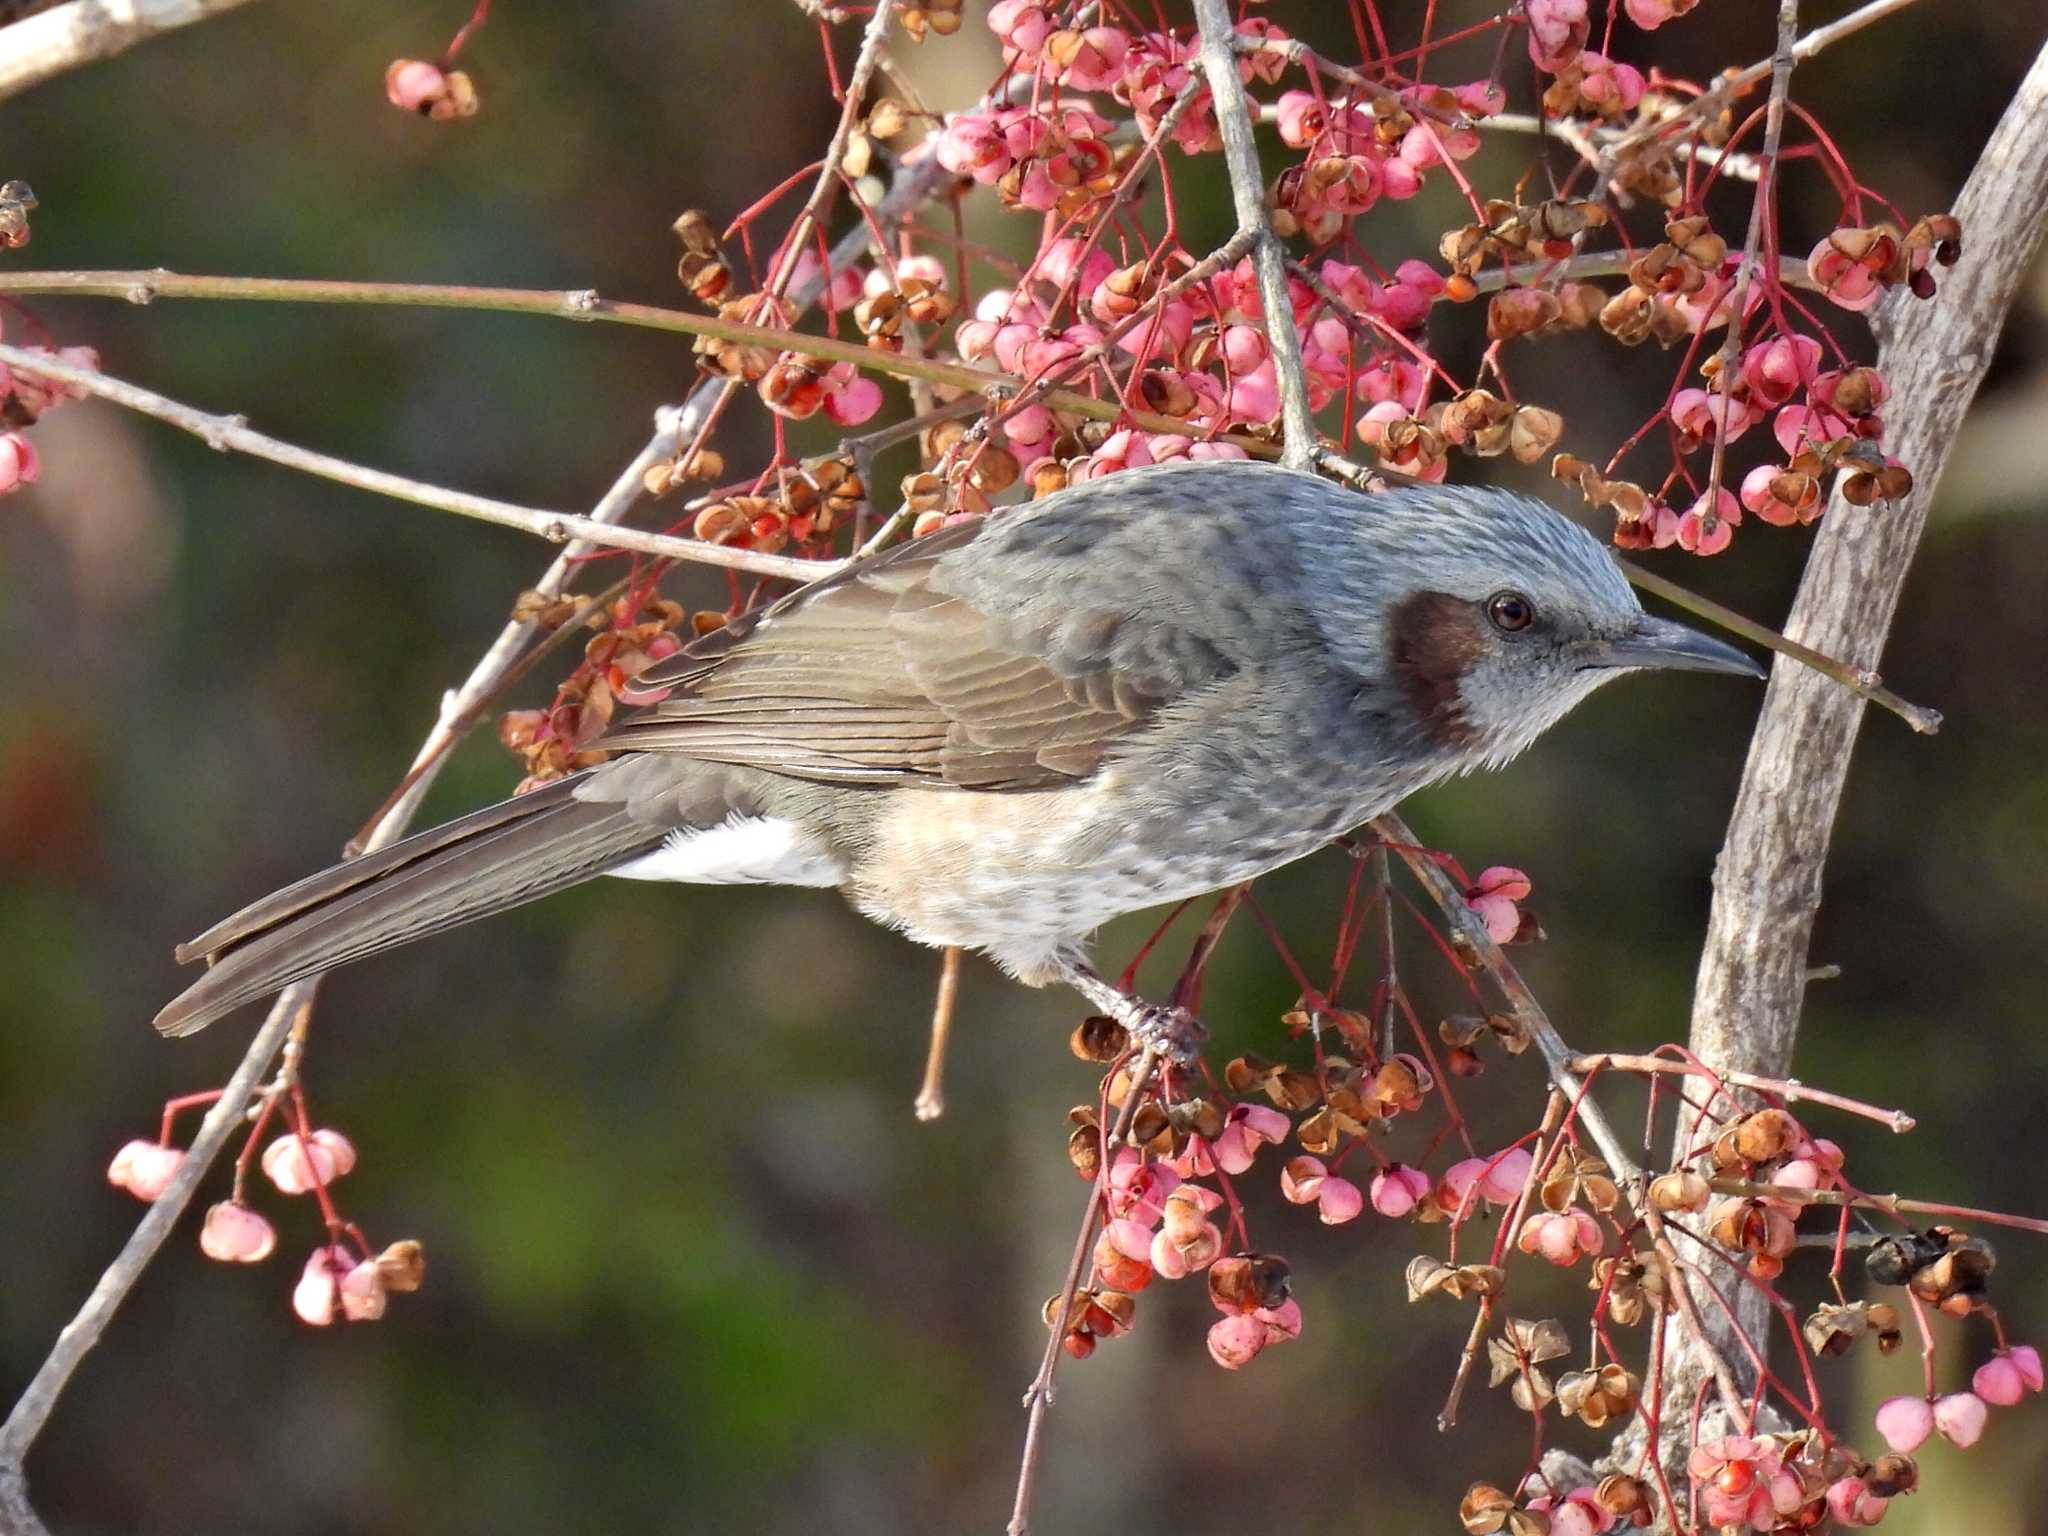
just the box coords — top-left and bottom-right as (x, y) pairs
(155, 774), (666, 1038)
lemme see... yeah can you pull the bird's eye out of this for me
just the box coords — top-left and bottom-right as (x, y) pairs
(1486, 591), (1535, 633)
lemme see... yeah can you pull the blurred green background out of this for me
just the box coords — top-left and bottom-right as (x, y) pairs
(3, 2), (2046, 1531)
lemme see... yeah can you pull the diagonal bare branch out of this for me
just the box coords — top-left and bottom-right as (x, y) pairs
(0, 341), (840, 582)
(0, 0), (263, 103)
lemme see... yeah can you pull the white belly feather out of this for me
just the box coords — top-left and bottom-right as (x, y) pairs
(608, 815), (847, 887)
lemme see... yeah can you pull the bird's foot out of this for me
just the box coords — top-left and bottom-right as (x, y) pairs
(1123, 1001), (1207, 1066)
(1049, 952), (1209, 1067)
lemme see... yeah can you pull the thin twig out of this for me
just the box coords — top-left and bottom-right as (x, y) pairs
(1710, 1181), (2048, 1238)
(0, 342), (836, 582)
(0, 985), (309, 1469)
(1007, 1048), (1163, 1536)
(762, 0), (895, 298)
(914, 947), (961, 1122)
(1571, 1052), (1915, 1133)
(1484, 113), (1763, 182)
(1617, 558), (1940, 735)
(1372, 814), (1642, 1189)
(0, 267), (1278, 453)
(1191, 0), (1318, 470)
(0, 0), (263, 103)
(1592, 0), (1923, 189)
(1439, 1092), (1565, 1431)
(1703, 0), (1798, 522)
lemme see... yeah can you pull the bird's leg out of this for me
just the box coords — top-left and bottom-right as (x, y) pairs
(1050, 951), (1207, 1065)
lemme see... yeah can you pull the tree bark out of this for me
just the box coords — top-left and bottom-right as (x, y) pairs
(1669, 26), (2048, 1417)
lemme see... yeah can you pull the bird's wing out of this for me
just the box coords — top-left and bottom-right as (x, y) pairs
(593, 505), (1246, 790)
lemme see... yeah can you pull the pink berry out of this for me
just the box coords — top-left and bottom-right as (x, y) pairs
(1825, 1476), (1889, 1528)
(262, 1128), (357, 1195)
(383, 59), (447, 113)
(107, 1139), (184, 1201)
(293, 1247), (349, 1327)
(199, 1201), (278, 1263)
(339, 1260), (388, 1322)
(1371, 1163), (1431, 1218)
(2009, 1344), (2044, 1392)
(1934, 1391), (1989, 1448)
(820, 366), (881, 427)
(1480, 1146), (1534, 1204)
(1316, 1176), (1364, 1225)
(1206, 1312), (1267, 1369)
(0, 431), (40, 494)
(1256, 1297), (1303, 1343)
(1874, 1395), (1934, 1453)
(1974, 1355), (2027, 1407)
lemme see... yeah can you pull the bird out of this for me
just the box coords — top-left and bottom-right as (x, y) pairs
(154, 460), (1761, 1049)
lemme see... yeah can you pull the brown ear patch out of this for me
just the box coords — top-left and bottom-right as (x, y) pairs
(1389, 590), (1487, 749)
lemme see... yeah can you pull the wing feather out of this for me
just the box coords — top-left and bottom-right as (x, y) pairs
(592, 497), (1243, 789)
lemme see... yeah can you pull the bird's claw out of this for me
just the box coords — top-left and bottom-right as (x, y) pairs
(1126, 1003), (1206, 1065)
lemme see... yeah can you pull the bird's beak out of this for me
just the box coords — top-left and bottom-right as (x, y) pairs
(1586, 615), (1766, 679)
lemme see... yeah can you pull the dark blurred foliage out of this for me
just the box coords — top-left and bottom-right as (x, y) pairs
(2, 3), (2046, 1532)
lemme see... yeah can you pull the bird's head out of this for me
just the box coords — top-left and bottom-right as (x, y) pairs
(1285, 478), (1763, 768)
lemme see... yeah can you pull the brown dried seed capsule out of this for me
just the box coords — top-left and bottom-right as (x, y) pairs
(1441, 223), (1489, 273)
(1127, 1100), (1170, 1149)
(1066, 1125), (1101, 1179)
(1731, 1107), (1799, 1164)
(1804, 1299), (1880, 1358)
(1070, 1015), (1129, 1062)
(866, 99), (908, 140)
(509, 588), (584, 629)
(1648, 1168), (1709, 1213)
(853, 291), (904, 340)
(1598, 287), (1659, 346)
(1486, 287), (1564, 341)
(436, 69), (480, 120)
(1042, 1289), (1088, 1331)
(376, 1239), (427, 1293)
(678, 252), (732, 304)
(692, 502), (749, 545)
(900, 471), (946, 515)
(1509, 406), (1564, 464)
(1207, 1252), (1291, 1312)
(1594, 1474), (1651, 1523)
(1830, 366), (1887, 417)
(1439, 1014), (1487, 1047)
(1404, 1255), (1505, 1301)
(0, 180), (34, 249)
(1175, 1097), (1226, 1142)
(1907, 1241), (1996, 1310)
(1460, 1482), (1516, 1536)
(1866, 1454), (1918, 1499)
(922, 417), (969, 465)
(967, 446), (1020, 495)
(899, 276), (954, 326)
(671, 209), (719, 256)
(1555, 1362), (1637, 1427)
(1027, 456), (1070, 498)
